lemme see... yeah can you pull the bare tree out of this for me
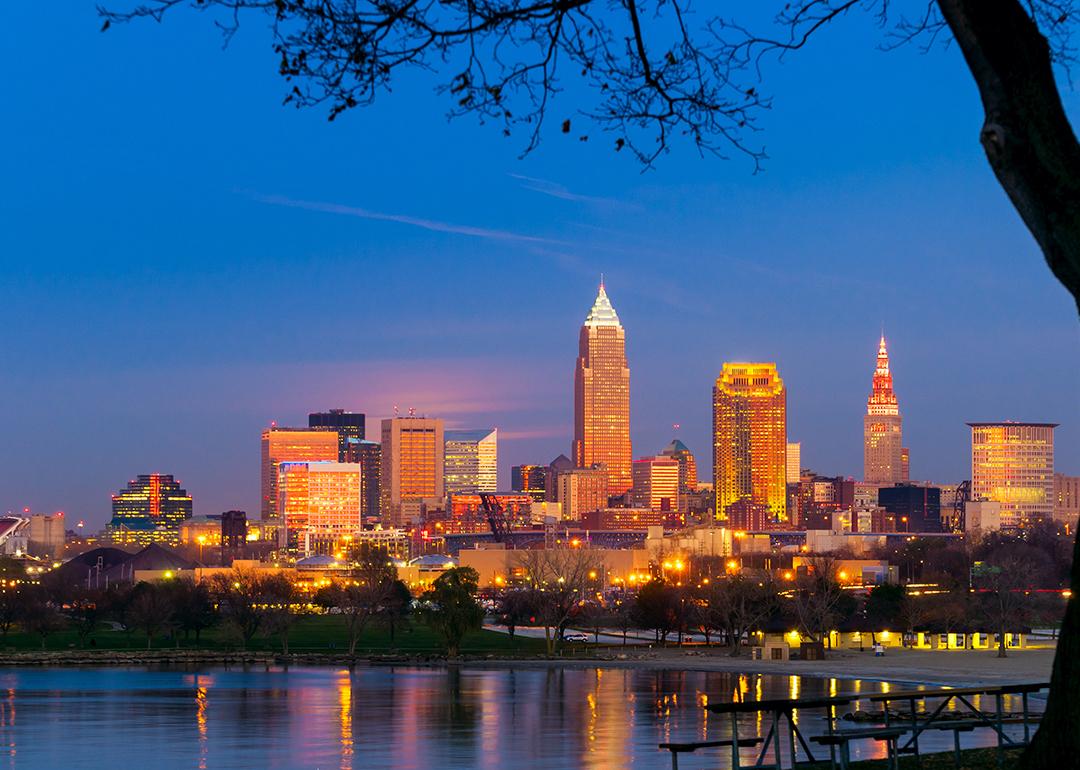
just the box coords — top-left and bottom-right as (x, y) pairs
(128, 582), (177, 649)
(704, 576), (780, 656)
(320, 546), (399, 655)
(974, 556), (1040, 658)
(516, 548), (600, 655)
(96, 1), (1080, 762)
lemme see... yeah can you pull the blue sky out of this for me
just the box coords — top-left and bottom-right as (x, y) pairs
(1, 6), (1077, 526)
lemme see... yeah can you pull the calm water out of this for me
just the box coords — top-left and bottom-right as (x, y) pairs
(0, 666), (1036, 769)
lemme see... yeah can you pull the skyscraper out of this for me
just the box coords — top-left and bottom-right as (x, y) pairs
(261, 427), (340, 521)
(631, 456), (681, 511)
(573, 281), (631, 495)
(511, 464), (550, 502)
(344, 438), (382, 519)
(864, 336), (904, 484)
(659, 439), (698, 513)
(108, 473), (193, 545)
(969, 422), (1056, 528)
(381, 416), (445, 525)
(713, 363), (787, 525)
(786, 442), (801, 484)
(308, 409), (366, 460)
(278, 461), (363, 546)
(444, 428), (498, 495)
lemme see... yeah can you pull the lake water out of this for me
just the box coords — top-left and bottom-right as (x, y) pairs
(0, 666), (1036, 769)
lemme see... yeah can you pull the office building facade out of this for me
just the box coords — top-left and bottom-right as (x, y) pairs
(261, 427), (339, 521)
(573, 281), (632, 495)
(308, 409), (366, 460)
(713, 363), (787, 525)
(864, 336), (904, 484)
(444, 428), (498, 495)
(969, 422), (1056, 529)
(381, 417), (445, 525)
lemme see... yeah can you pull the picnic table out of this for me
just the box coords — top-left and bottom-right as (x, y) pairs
(869, 682), (1047, 767)
(703, 694), (856, 769)
(658, 681), (1049, 770)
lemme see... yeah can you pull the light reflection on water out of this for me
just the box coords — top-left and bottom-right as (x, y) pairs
(0, 666), (1037, 769)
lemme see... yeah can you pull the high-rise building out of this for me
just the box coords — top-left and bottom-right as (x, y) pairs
(1054, 473), (1080, 527)
(308, 409), (366, 460)
(344, 438), (382, 519)
(546, 454), (574, 502)
(278, 462), (363, 546)
(713, 363), (787, 525)
(556, 467), (609, 520)
(108, 473), (193, 545)
(573, 281), (631, 495)
(261, 427), (339, 521)
(786, 442), (802, 484)
(631, 456), (681, 511)
(444, 429), (498, 495)
(878, 484), (942, 533)
(381, 417), (445, 525)
(511, 464), (550, 502)
(864, 336), (904, 484)
(969, 422), (1057, 529)
(659, 439), (698, 513)
(900, 447), (911, 482)
(789, 474), (855, 529)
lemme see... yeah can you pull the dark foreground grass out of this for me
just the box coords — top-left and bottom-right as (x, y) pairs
(808, 746), (1020, 769)
(0, 615), (548, 656)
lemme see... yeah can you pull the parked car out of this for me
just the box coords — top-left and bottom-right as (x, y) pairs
(562, 632), (589, 643)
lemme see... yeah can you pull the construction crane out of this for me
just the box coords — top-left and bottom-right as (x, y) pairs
(479, 493), (512, 544)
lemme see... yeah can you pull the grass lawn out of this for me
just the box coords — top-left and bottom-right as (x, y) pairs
(808, 747), (1020, 769)
(0, 615), (549, 656)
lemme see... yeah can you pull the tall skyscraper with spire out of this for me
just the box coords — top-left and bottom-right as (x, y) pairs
(573, 280), (631, 495)
(863, 335), (905, 484)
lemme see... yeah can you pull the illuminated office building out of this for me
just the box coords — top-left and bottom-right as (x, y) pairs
(308, 409), (366, 460)
(108, 473), (193, 545)
(444, 428), (498, 495)
(713, 363), (787, 525)
(864, 336), (904, 484)
(511, 464), (550, 502)
(381, 417), (445, 525)
(556, 467), (609, 520)
(278, 462), (363, 549)
(969, 422), (1056, 529)
(261, 427), (339, 521)
(659, 439), (698, 513)
(573, 281), (631, 495)
(631, 456), (681, 512)
(344, 438), (382, 519)
(786, 442), (801, 484)
(1055, 473), (1080, 527)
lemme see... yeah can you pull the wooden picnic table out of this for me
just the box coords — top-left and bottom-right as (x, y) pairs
(868, 682), (1049, 766)
(705, 694), (857, 769)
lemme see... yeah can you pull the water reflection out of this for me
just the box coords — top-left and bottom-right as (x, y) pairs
(0, 667), (1039, 769)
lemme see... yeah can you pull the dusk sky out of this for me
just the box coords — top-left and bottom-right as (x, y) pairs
(2, 6), (1078, 528)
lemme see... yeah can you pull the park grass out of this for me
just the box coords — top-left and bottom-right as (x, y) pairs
(0, 615), (549, 656)
(815, 746), (1019, 769)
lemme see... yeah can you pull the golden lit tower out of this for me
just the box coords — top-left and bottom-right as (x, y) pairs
(863, 335), (904, 484)
(573, 280), (631, 495)
(713, 363), (787, 524)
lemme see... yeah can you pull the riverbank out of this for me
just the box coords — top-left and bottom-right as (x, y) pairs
(0, 644), (1054, 688)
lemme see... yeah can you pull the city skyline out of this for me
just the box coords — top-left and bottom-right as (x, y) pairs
(2, 282), (1077, 525)
(3, 8), (1079, 524)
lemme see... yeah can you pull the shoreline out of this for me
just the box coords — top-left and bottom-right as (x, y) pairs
(0, 646), (1054, 690)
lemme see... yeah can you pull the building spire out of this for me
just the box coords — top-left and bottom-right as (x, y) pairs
(584, 280), (621, 327)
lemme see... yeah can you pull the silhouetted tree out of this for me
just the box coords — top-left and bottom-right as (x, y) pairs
(207, 568), (275, 649)
(420, 567), (484, 657)
(20, 587), (65, 650)
(260, 573), (302, 654)
(128, 582), (176, 649)
(167, 580), (217, 643)
(631, 579), (679, 645)
(516, 548), (600, 655)
(320, 546), (400, 655)
(379, 579), (413, 644)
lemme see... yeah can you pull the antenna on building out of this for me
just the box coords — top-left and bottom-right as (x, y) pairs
(673, 423), (681, 433)
(600, 272), (605, 289)
(408, 406), (416, 417)
(393, 404), (399, 416)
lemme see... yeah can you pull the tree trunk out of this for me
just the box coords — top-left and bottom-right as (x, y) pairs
(937, 0), (1080, 310)
(928, 23), (1080, 756)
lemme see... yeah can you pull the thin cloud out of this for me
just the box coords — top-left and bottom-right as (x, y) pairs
(509, 173), (631, 207)
(249, 192), (565, 245)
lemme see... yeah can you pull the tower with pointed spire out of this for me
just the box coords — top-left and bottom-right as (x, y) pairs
(863, 335), (906, 484)
(573, 279), (632, 496)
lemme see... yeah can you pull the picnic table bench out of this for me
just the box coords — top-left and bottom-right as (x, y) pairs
(811, 726), (907, 770)
(658, 737), (764, 770)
